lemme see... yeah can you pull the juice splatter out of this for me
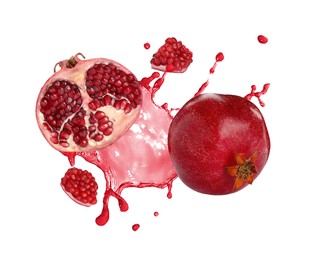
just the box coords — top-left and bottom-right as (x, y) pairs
(79, 85), (177, 226)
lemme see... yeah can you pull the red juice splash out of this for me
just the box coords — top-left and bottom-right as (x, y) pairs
(84, 89), (176, 226)
(64, 73), (177, 226)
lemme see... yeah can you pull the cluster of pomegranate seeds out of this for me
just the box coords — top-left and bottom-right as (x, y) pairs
(86, 63), (141, 112)
(150, 37), (193, 72)
(40, 80), (82, 133)
(61, 167), (98, 206)
(88, 111), (113, 140)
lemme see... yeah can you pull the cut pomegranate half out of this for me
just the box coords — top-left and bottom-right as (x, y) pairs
(150, 37), (193, 73)
(36, 54), (142, 153)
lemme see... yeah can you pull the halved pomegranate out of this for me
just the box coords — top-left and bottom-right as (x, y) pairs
(150, 37), (193, 73)
(36, 53), (142, 153)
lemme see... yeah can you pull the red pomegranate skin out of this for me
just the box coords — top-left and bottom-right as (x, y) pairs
(168, 93), (270, 195)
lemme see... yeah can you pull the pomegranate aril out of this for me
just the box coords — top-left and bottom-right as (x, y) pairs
(94, 111), (105, 120)
(88, 125), (96, 132)
(60, 141), (69, 148)
(98, 116), (109, 125)
(93, 133), (104, 141)
(103, 95), (113, 105)
(60, 131), (69, 140)
(50, 136), (58, 144)
(98, 124), (108, 132)
(88, 99), (101, 110)
(103, 127), (113, 136)
(124, 104), (132, 114)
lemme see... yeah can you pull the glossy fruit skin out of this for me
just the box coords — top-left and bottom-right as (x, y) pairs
(168, 93), (270, 195)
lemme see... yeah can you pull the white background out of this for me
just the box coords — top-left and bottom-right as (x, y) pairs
(1, 0), (315, 259)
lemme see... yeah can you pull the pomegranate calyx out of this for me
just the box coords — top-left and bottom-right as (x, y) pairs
(66, 53), (85, 68)
(54, 53), (86, 72)
(226, 151), (258, 192)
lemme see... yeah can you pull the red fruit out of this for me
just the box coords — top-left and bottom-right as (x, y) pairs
(61, 167), (98, 206)
(168, 93), (270, 195)
(36, 53), (142, 153)
(150, 37), (193, 73)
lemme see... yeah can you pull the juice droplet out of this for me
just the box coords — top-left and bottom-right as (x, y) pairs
(63, 152), (76, 166)
(144, 42), (151, 49)
(154, 211), (159, 217)
(258, 35), (268, 44)
(216, 52), (224, 62)
(132, 224), (140, 231)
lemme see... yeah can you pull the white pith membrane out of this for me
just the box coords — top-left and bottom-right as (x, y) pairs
(36, 56), (142, 152)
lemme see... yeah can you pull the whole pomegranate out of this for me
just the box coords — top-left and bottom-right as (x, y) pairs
(36, 53), (142, 153)
(168, 93), (270, 195)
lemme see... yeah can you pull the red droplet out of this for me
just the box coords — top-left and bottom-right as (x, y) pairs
(257, 35), (268, 44)
(216, 52), (224, 62)
(144, 42), (151, 49)
(154, 211), (159, 217)
(132, 224), (140, 231)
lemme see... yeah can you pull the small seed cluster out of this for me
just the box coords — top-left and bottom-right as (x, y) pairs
(61, 167), (98, 205)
